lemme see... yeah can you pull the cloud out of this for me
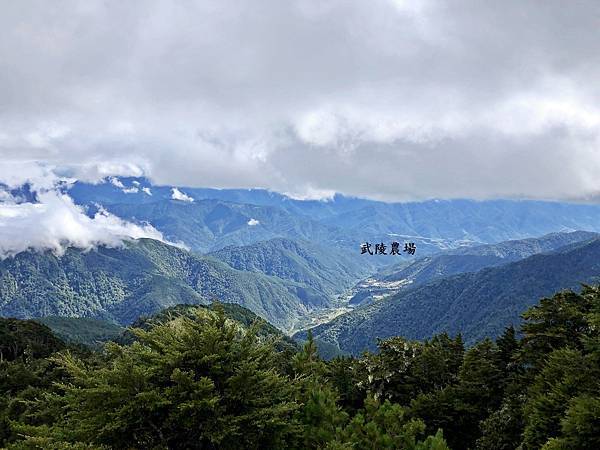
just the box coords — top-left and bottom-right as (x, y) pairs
(283, 186), (336, 201)
(171, 187), (194, 202)
(247, 218), (260, 226)
(0, 162), (59, 191)
(109, 177), (125, 189)
(109, 176), (139, 193)
(0, 1), (599, 201)
(0, 164), (177, 258)
(63, 162), (147, 184)
(0, 191), (165, 259)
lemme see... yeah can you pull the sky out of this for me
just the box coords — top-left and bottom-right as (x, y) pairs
(1, 0), (599, 202)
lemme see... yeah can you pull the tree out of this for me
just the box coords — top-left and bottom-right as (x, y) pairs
(520, 286), (600, 449)
(547, 394), (600, 449)
(476, 395), (525, 450)
(18, 308), (300, 449)
(521, 287), (596, 367)
(361, 334), (463, 406)
(329, 396), (449, 450)
(300, 384), (348, 449)
(522, 348), (599, 449)
(0, 319), (64, 362)
(327, 356), (366, 413)
(293, 330), (327, 379)
(411, 339), (504, 449)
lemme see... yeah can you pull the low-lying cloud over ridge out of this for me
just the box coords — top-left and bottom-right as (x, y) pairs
(0, 164), (172, 258)
(171, 188), (194, 202)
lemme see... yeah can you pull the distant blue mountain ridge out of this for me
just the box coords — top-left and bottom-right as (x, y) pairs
(4, 176), (600, 342)
(66, 177), (600, 257)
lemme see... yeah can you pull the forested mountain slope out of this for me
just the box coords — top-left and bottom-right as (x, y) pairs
(0, 238), (330, 330)
(302, 237), (600, 353)
(209, 238), (370, 296)
(350, 231), (598, 307)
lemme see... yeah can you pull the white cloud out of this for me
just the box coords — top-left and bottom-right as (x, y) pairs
(110, 176), (139, 194)
(109, 177), (125, 189)
(0, 1), (599, 201)
(283, 186), (336, 201)
(70, 162), (147, 184)
(0, 163), (185, 258)
(247, 218), (260, 226)
(0, 162), (58, 190)
(0, 189), (166, 259)
(171, 187), (194, 202)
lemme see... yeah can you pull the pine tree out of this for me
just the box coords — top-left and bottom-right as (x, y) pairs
(22, 308), (301, 449)
(292, 330), (326, 378)
(330, 396), (449, 450)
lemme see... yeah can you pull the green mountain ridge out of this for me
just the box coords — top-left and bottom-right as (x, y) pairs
(383, 230), (599, 281)
(0, 239), (332, 330)
(33, 303), (299, 352)
(35, 316), (124, 349)
(301, 237), (600, 354)
(349, 231), (599, 306)
(104, 199), (356, 254)
(209, 237), (371, 296)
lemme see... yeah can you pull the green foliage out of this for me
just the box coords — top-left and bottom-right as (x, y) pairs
(133, 302), (299, 352)
(554, 395), (600, 449)
(516, 285), (600, 449)
(328, 396), (448, 450)
(306, 238), (600, 353)
(300, 385), (348, 448)
(521, 286), (596, 365)
(3, 284), (600, 449)
(0, 323), (72, 447)
(476, 395), (525, 450)
(293, 331), (327, 379)
(0, 318), (64, 361)
(358, 333), (464, 405)
(35, 316), (124, 349)
(408, 340), (505, 449)
(39, 309), (298, 449)
(326, 356), (366, 413)
(0, 238), (334, 330)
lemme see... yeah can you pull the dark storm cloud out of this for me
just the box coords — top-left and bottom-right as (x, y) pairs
(0, 0), (599, 200)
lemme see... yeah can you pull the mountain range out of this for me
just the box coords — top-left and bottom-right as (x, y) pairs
(67, 177), (600, 255)
(0, 238), (338, 330)
(208, 238), (370, 296)
(8, 302), (296, 355)
(349, 230), (599, 306)
(300, 236), (600, 353)
(5, 176), (600, 348)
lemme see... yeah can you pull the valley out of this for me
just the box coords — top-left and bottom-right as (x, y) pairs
(3, 177), (600, 354)
(3, 178), (600, 450)
(288, 289), (355, 335)
(3, 6), (599, 447)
